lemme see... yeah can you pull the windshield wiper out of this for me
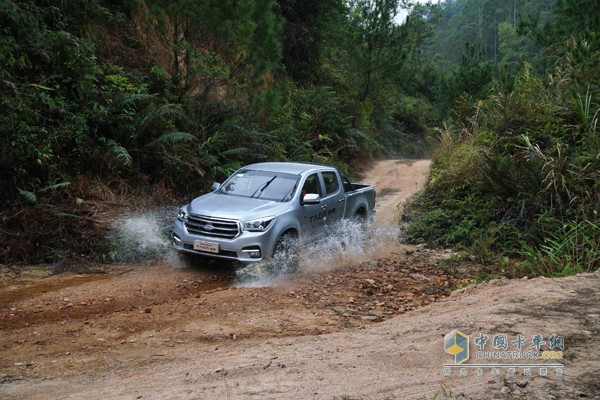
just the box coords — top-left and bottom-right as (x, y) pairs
(251, 176), (277, 198)
(282, 180), (299, 202)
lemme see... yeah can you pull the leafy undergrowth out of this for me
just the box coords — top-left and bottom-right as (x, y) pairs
(0, 176), (178, 267)
(402, 52), (600, 278)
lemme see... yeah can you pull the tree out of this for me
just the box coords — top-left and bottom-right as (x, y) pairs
(277, 0), (347, 82)
(497, 21), (527, 73)
(146, 0), (282, 91)
(348, 0), (408, 102)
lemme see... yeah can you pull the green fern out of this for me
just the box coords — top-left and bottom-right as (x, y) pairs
(218, 147), (248, 158)
(18, 189), (37, 204)
(107, 139), (133, 167)
(137, 103), (183, 134)
(145, 131), (195, 148)
(41, 181), (71, 192)
(114, 92), (153, 110)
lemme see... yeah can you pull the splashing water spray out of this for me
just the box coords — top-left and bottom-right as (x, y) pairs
(107, 208), (402, 287)
(234, 219), (401, 287)
(106, 208), (177, 264)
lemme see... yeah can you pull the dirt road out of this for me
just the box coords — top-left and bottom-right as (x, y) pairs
(1, 159), (599, 399)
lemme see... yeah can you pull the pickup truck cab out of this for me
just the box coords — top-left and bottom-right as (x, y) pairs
(172, 162), (375, 264)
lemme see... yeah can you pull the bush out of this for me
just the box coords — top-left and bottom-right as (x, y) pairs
(404, 59), (599, 274)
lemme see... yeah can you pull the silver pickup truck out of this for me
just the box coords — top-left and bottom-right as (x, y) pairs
(172, 162), (375, 265)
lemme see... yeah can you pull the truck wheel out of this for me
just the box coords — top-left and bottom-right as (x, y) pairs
(271, 231), (299, 274)
(354, 210), (369, 233)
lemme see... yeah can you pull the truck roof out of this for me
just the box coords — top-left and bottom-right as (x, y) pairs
(244, 162), (336, 175)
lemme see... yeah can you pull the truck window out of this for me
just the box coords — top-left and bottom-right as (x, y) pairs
(342, 176), (353, 192)
(219, 170), (299, 202)
(322, 171), (339, 196)
(301, 173), (321, 201)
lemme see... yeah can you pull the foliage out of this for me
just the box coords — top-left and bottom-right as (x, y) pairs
(2, 0), (598, 270)
(277, 0), (347, 82)
(269, 85), (371, 168)
(518, 220), (599, 277)
(317, 0), (437, 157)
(404, 51), (599, 273)
(1, 0), (286, 263)
(145, 0), (282, 90)
(423, 0), (549, 72)
(346, 0), (408, 103)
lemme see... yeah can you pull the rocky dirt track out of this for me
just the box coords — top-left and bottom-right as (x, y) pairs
(1, 160), (599, 399)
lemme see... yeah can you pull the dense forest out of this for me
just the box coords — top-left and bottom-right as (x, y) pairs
(1, 0), (598, 273)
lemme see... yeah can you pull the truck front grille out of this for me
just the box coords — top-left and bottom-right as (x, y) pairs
(185, 215), (240, 239)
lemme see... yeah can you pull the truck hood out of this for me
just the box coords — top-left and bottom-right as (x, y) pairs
(189, 193), (288, 220)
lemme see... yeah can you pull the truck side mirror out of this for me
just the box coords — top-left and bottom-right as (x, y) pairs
(302, 193), (320, 204)
(211, 182), (221, 191)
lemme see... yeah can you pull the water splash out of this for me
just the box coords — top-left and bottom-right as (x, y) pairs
(107, 208), (176, 264)
(234, 233), (298, 287)
(301, 219), (400, 272)
(234, 219), (401, 286)
(107, 208), (401, 286)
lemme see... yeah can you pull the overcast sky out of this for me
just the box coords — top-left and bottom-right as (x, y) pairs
(396, 0), (439, 24)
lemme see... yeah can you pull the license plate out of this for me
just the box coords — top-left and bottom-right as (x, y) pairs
(193, 240), (219, 253)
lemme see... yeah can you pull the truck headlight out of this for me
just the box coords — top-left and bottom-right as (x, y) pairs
(177, 206), (188, 221)
(243, 217), (274, 232)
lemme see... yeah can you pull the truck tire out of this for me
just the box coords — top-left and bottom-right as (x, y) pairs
(354, 209), (369, 233)
(271, 231), (299, 274)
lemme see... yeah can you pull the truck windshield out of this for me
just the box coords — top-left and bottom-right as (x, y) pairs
(218, 169), (299, 202)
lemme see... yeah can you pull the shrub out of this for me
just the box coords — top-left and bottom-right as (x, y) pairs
(404, 59), (599, 274)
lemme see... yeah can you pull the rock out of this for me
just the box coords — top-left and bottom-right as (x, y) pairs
(409, 273), (432, 281)
(360, 315), (378, 321)
(517, 380), (529, 388)
(500, 386), (510, 394)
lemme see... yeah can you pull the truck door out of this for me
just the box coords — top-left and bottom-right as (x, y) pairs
(298, 173), (324, 235)
(318, 171), (345, 227)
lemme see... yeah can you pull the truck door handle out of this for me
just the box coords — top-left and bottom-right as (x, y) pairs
(338, 199), (344, 203)
(321, 204), (327, 210)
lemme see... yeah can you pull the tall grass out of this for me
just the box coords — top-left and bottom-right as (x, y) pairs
(518, 220), (599, 276)
(404, 54), (599, 276)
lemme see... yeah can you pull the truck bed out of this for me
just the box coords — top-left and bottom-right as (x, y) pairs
(345, 183), (371, 193)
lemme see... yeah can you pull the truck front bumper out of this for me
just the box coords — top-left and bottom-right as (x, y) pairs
(172, 218), (278, 263)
